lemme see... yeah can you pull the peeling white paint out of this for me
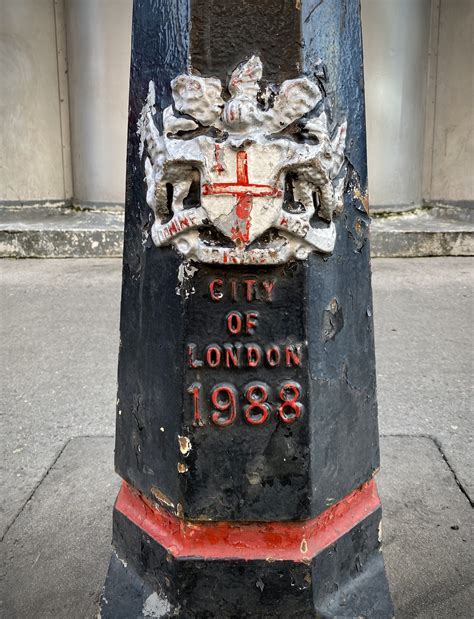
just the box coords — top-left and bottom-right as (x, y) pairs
(176, 260), (198, 297)
(112, 549), (127, 569)
(138, 56), (347, 265)
(143, 591), (171, 618)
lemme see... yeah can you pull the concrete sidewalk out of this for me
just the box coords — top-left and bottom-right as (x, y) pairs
(1, 257), (473, 617)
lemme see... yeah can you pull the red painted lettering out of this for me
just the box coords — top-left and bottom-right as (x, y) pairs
(224, 343), (242, 368)
(243, 382), (270, 425)
(187, 382), (203, 424)
(266, 345), (281, 367)
(226, 311), (243, 335)
(262, 280), (276, 302)
(246, 344), (262, 367)
(185, 382), (305, 427)
(278, 382), (303, 423)
(245, 311), (259, 334)
(206, 345), (222, 367)
(231, 279), (238, 302)
(187, 343), (203, 368)
(211, 384), (237, 427)
(209, 278), (223, 301)
(244, 279), (257, 302)
(285, 344), (302, 367)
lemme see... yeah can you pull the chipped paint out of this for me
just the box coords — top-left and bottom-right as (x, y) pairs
(178, 435), (192, 456)
(351, 183), (369, 215)
(139, 57), (347, 265)
(176, 260), (198, 297)
(112, 549), (128, 569)
(150, 486), (175, 510)
(177, 462), (188, 473)
(322, 298), (344, 341)
(142, 591), (171, 618)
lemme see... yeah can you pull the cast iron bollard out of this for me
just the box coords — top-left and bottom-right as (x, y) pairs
(101, 0), (394, 616)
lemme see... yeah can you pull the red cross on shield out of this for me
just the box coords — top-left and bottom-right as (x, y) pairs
(201, 145), (284, 247)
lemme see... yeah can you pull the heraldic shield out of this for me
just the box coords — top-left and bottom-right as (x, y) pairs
(201, 141), (285, 247)
(139, 55), (347, 265)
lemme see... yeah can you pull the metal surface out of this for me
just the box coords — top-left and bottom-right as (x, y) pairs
(102, 0), (393, 615)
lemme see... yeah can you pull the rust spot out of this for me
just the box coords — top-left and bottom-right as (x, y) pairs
(178, 435), (192, 456)
(353, 186), (369, 214)
(300, 538), (308, 554)
(354, 217), (364, 236)
(150, 486), (174, 509)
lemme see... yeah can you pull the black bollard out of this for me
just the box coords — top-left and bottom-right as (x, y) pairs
(100, 0), (394, 616)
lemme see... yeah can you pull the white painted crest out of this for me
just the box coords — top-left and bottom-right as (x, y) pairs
(139, 56), (347, 264)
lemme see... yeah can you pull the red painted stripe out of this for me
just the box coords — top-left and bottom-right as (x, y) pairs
(236, 150), (249, 184)
(202, 183), (281, 197)
(115, 480), (380, 562)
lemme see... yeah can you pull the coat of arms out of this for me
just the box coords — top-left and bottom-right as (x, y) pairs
(139, 56), (347, 264)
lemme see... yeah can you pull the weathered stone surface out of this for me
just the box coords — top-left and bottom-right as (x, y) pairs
(371, 205), (474, 257)
(0, 206), (123, 258)
(1, 205), (471, 259)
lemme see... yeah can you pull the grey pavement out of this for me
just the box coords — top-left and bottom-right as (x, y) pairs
(373, 257), (473, 498)
(1, 257), (473, 617)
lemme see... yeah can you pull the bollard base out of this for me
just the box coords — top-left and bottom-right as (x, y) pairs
(100, 483), (394, 618)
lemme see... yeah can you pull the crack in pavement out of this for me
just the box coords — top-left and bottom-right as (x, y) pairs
(1, 438), (71, 542)
(381, 433), (473, 508)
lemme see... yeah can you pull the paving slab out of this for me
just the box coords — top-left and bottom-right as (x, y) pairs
(372, 257), (473, 500)
(378, 436), (473, 618)
(1, 435), (472, 618)
(0, 259), (121, 537)
(0, 437), (119, 618)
